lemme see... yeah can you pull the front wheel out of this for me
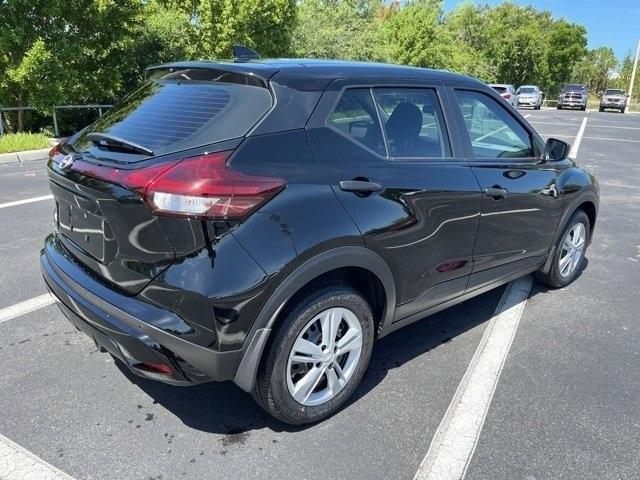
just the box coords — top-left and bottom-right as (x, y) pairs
(253, 284), (374, 424)
(534, 210), (590, 289)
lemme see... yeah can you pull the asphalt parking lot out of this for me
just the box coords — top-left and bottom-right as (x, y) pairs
(1, 108), (639, 480)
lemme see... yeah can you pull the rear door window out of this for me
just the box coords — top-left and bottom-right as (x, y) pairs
(454, 90), (533, 159)
(328, 89), (386, 156)
(373, 88), (450, 158)
(71, 71), (272, 161)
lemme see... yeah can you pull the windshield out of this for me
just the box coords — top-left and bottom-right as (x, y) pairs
(517, 87), (535, 94)
(70, 73), (272, 162)
(563, 84), (586, 92)
(604, 89), (624, 96)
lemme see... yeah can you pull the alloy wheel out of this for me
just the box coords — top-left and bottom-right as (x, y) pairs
(286, 307), (363, 407)
(559, 222), (586, 278)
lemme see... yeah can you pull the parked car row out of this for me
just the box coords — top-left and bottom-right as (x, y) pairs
(489, 84), (544, 109)
(489, 82), (629, 113)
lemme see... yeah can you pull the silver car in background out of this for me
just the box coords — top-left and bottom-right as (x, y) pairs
(489, 84), (518, 108)
(516, 85), (544, 109)
(599, 89), (627, 113)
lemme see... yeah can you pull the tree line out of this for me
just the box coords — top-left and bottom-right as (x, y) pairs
(0, 0), (636, 132)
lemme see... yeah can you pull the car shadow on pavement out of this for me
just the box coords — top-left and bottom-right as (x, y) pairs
(116, 286), (508, 435)
(114, 260), (589, 436)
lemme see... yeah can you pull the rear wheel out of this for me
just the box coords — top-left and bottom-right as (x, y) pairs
(599, 106), (604, 112)
(253, 284), (374, 424)
(534, 210), (590, 289)
(557, 105), (562, 110)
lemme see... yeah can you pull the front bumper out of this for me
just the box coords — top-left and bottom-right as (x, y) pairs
(558, 100), (587, 108)
(601, 101), (624, 108)
(41, 234), (242, 385)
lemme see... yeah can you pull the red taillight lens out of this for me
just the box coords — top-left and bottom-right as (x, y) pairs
(503, 93), (512, 99)
(49, 144), (62, 159)
(71, 150), (285, 220)
(134, 362), (172, 375)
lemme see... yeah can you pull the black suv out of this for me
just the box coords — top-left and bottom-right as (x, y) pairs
(42, 59), (599, 424)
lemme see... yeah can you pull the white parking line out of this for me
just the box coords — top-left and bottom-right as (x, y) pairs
(0, 433), (76, 480)
(569, 117), (588, 159)
(414, 275), (532, 480)
(0, 294), (56, 325)
(538, 133), (640, 144)
(0, 194), (53, 209)
(531, 120), (640, 131)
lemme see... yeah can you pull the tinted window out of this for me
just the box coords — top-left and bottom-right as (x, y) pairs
(455, 90), (533, 158)
(604, 89), (624, 95)
(328, 89), (385, 155)
(72, 79), (272, 159)
(517, 87), (536, 93)
(491, 86), (508, 94)
(373, 88), (450, 158)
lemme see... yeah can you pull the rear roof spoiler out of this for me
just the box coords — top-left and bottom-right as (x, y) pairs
(144, 60), (278, 84)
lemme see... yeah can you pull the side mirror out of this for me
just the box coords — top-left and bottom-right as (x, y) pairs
(544, 138), (570, 161)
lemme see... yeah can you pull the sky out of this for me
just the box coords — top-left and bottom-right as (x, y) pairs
(443, 0), (640, 60)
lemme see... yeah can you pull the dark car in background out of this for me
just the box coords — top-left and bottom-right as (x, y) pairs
(599, 88), (627, 113)
(558, 84), (588, 110)
(42, 59), (599, 424)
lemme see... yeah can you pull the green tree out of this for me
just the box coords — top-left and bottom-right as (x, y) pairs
(197, 0), (297, 58)
(0, 0), (141, 131)
(122, 1), (197, 92)
(379, 0), (456, 69)
(545, 20), (587, 94)
(292, 0), (383, 61)
(572, 47), (618, 93)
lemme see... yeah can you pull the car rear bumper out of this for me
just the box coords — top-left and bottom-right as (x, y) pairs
(600, 102), (624, 108)
(41, 234), (242, 386)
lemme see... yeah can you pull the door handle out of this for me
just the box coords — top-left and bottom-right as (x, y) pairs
(339, 180), (383, 194)
(484, 186), (509, 199)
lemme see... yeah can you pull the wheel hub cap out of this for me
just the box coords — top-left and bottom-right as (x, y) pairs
(559, 222), (586, 278)
(286, 307), (363, 407)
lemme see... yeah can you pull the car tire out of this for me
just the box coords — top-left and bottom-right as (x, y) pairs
(557, 105), (562, 110)
(253, 283), (374, 425)
(581, 106), (587, 111)
(599, 107), (604, 112)
(534, 210), (590, 289)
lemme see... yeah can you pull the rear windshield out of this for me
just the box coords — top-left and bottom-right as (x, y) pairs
(517, 87), (535, 93)
(70, 73), (272, 160)
(604, 89), (624, 96)
(563, 84), (586, 92)
(491, 86), (507, 94)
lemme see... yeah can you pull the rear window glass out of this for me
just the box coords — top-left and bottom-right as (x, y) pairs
(517, 87), (535, 93)
(71, 78), (271, 159)
(491, 86), (507, 94)
(604, 89), (624, 95)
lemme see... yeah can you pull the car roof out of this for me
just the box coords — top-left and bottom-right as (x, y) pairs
(147, 58), (485, 91)
(518, 85), (539, 89)
(489, 83), (513, 88)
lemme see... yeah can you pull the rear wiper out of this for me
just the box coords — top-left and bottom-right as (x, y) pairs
(87, 132), (154, 156)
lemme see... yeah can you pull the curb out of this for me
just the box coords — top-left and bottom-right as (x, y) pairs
(0, 148), (51, 165)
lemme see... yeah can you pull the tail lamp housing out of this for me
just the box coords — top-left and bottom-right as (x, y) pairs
(66, 150), (286, 220)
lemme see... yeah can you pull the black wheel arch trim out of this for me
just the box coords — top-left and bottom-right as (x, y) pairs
(542, 188), (598, 274)
(233, 245), (396, 392)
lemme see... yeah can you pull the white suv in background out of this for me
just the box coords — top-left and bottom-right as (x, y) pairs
(516, 85), (544, 109)
(489, 84), (518, 108)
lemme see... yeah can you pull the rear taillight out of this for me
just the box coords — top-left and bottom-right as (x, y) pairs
(503, 93), (512, 99)
(70, 150), (286, 220)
